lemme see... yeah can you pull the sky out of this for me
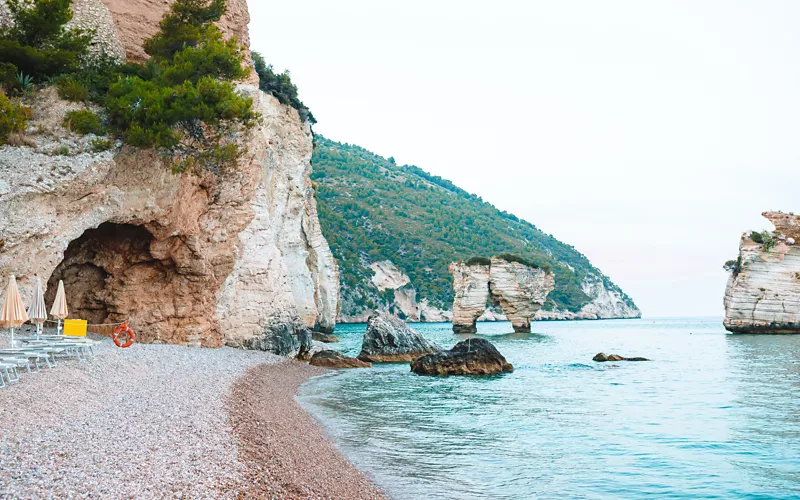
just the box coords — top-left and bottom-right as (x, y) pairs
(249, 1), (800, 318)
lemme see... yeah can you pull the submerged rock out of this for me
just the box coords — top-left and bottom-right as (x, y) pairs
(310, 350), (372, 369)
(592, 352), (649, 362)
(357, 312), (439, 363)
(411, 338), (513, 376)
(312, 331), (340, 343)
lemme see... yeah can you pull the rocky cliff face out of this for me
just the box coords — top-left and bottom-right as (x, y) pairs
(0, 0), (338, 351)
(450, 258), (554, 333)
(723, 212), (800, 334)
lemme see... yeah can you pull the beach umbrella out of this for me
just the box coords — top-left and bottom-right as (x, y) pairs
(50, 280), (68, 336)
(1, 275), (29, 347)
(27, 276), (47, 340)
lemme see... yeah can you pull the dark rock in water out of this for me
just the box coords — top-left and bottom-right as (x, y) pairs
(410, 338), (513, 376)
(312, 331), (340, 343)
(310, 350), (372, 369)
(357, 312), (439, 363)
(593, 352), (649, 362)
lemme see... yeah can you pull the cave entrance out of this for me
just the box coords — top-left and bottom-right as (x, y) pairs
(45, 222), (175, 341)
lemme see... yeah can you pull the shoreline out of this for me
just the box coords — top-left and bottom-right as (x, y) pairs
(226, 360), (386, 499)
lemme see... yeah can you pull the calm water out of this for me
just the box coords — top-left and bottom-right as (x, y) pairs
(298, 318), (800, 499)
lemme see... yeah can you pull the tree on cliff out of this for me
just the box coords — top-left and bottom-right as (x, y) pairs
(104, 0), (257, 173)
(0, 0), (92, 83)
(252, 51), (315, 124)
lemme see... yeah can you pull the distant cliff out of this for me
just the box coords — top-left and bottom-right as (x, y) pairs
(312, 136), (640, 322)
(723, 212), (800, 333)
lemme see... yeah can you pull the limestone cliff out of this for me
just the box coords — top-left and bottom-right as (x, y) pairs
(723, 212), (800, 334)
(450, 258), (554, 333)
(0, 0), (338, 352)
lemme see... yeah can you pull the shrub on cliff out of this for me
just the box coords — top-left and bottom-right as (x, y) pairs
(723, 256), (742, 275)
(104, 0), (256, 173)
(466, 257), (491, 266)
(0, 0), (92, 79)
(0, 91), (32, 144)
(252, 51), (316, 124)
(63, 109), (106, 135)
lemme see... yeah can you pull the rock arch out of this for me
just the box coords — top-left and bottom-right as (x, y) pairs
(449, 257), (554, 333)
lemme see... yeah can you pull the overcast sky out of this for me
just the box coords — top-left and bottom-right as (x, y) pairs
(249, 1), (800, 318)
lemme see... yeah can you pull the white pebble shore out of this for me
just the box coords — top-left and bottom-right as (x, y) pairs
(0, 334), (281, 499)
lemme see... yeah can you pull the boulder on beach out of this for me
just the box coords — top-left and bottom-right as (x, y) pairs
(410, 338), (513, 376)
(312, 331), (340, 343)
(592, 352), (649, 362)
(357, 312), (439, 362)
(309, 350), (372, 369)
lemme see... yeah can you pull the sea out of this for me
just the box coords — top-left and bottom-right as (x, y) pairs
(298, 318), (800, 499)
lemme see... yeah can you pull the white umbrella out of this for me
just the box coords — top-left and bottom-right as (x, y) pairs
(1, 275), (29, 347)
(27, 276), (47, 340)
(50, 280), (68, 336)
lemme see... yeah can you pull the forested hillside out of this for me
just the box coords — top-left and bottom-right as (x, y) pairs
(311, 135), (638, 319)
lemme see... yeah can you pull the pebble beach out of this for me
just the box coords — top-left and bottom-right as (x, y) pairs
(0, 335), (384, 499)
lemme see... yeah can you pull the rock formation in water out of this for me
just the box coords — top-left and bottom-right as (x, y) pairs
(723, 212), (800, 334)
(450, 257), (555, 333)
(357, 312), (439, 362)
(0, 0), (339, 353)
(310, 350), (372, 369)
(410, 338), (514, 376)
(592, 352), (649, 362)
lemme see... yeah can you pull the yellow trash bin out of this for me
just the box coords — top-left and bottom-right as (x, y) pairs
(63, 319), (88, 337)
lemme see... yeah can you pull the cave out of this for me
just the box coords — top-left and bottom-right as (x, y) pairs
(45, 222), (212, 344)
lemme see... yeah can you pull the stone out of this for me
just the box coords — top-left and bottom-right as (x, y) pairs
(357, 312), (439, 362)
(592, 352), (649, 362)
(449, 261), (491, 333)
(312, 331), (340, 343)
(410, 338), (513, 376)
(724, 212), (800, 334)
(309, 350), (372, 369)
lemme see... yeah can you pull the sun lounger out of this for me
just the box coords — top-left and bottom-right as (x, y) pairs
(0, 361), (21, 386)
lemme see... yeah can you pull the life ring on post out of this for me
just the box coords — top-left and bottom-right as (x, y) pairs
(113, 323), (135, 348)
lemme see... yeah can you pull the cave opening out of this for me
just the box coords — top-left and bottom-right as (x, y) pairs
(45, 222), (176, 340)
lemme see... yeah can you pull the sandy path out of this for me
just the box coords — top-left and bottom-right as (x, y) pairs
(227, 361), (386, 499)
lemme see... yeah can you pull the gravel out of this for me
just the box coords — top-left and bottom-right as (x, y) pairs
(0, 333), (282, 499)
(228, 362), (386, 499)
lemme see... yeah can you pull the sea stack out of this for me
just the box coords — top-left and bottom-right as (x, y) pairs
(723, 212), (800, 333)
(450, 256), (554, 333)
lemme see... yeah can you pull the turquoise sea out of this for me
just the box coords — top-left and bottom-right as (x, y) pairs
(298, 318), (800, 499)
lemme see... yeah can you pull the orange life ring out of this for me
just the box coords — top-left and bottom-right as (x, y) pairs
(113, 323), (135, 348)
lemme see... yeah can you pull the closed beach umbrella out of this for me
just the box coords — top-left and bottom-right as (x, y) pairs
(1, 275), (29, 347)
(50, 279), (68, 335)
(27, 276), (47, 340)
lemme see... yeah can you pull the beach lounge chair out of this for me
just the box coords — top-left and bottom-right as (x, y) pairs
(0, 361), (20, 383)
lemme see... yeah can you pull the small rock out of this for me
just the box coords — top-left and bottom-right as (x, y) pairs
(593, 352), (649, 362)
(309, 350), (371, 369)
(311, 331), (340, 343)
(411, 338), (513, 376)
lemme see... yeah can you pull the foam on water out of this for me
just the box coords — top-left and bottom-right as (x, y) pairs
(298, 318), (800, 499)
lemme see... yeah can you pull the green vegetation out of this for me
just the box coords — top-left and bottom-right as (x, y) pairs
(0, 91), (32, 143)
(104, 0), (256, 173)
(63, 109), (106, 135)
(0, 0), (92, 79)
(55, 76), (88, 101)
(750, 231), (764, 244)
(723, 256), (742, 275)
(89, 137), (114, 152)
(311, 136), (638, 315)
(750, 230), (777, 252)
(465, 257), (491, 266)
(252, 51), (315, 124)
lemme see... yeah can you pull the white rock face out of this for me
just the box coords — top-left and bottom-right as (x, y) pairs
(0, 89), (338, 350)
(488, 258), (555, 332)
(723, 212), (800, 333)
(370, 260), (411, 291)
(449, 262), (491, 333)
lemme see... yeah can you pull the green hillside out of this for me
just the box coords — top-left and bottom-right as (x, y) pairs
(311, 135), (637, 317)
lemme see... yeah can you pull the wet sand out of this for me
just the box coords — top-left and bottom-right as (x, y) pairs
(226, 360), (386, 499)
